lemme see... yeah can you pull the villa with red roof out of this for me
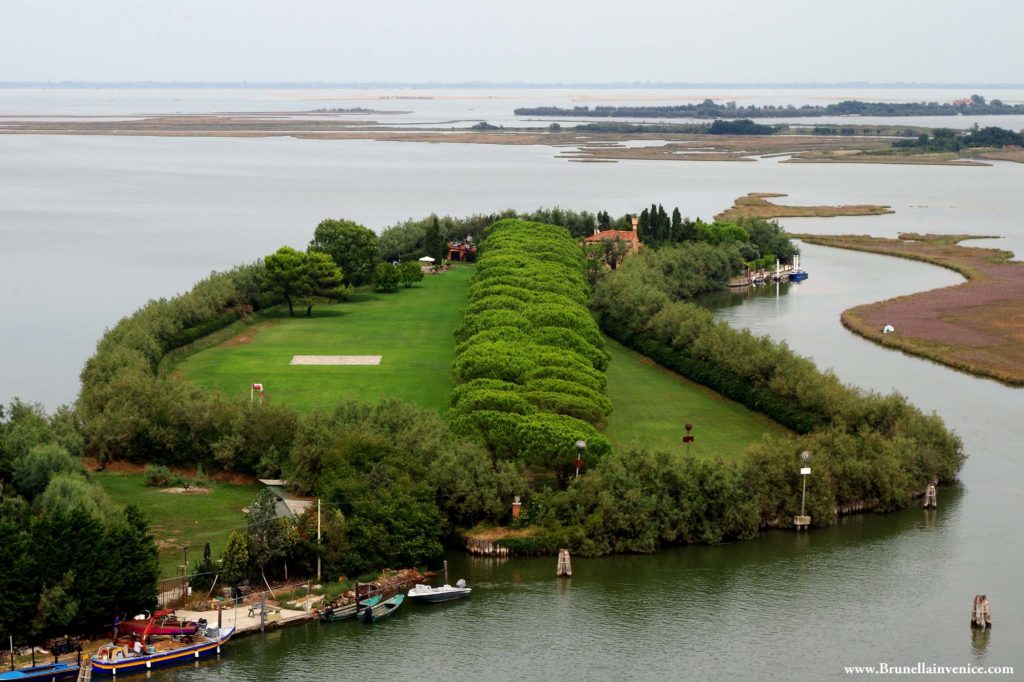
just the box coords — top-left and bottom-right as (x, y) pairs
(581, 215), (641, 255)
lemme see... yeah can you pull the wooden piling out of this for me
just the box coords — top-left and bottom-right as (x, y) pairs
(76, 659), (92, 682)
(556, 549), (572, 577)
(923, 484), (938, 508)
(970, 594), (991, 629)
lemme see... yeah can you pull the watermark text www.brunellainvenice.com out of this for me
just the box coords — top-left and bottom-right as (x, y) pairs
(844, 662), (1015, 675)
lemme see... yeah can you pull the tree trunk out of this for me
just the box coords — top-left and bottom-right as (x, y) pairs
(286, 297), (294, 317)
(305, 304), (312, 317)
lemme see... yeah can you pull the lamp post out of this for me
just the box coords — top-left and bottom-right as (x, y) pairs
(682, 422), (694, 454)
(574, 440), (586, 480)
(795, 451), (811, 530)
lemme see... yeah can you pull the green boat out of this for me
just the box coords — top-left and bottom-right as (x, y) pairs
(359, 594), (405, 623)
(320, 595), (382, 623)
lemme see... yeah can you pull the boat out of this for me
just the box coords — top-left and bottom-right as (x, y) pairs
(407, 579), (472, 604)
(0, 662), (79, 681)
(89, 626), (233, 676)
(319, 594), (382, 623)
(116, 610), (200, 637)
(358, 594), (405, 623)
(787, 254), (809, 282)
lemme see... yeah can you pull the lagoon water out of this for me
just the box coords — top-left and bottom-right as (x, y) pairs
(2, 88), (1024, 679)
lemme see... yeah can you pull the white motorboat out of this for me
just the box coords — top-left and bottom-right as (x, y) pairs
(407, 579), (472, 604)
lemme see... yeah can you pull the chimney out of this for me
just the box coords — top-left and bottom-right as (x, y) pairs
(511, 496), (522, 520)
(593, 226), (601, 236)
(631, 216), (639, 231)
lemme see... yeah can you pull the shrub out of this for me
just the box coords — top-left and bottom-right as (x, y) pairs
(143, 464), (173, 487)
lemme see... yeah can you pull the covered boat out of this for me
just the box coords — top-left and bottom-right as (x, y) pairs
(0, 662), (79, 681)
(90, 626), (233, 676)
(407, 579), (472, 604)
(359, 594), (405, 623)
(319, 594), (382, 623)
(116, 610), (199, 638)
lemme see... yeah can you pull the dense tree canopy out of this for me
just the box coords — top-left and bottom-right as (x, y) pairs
(309, 219), (380, 286)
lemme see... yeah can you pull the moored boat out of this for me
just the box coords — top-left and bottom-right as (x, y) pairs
(319, 594), (382, 623)
(359, 594), (405, 623)
(116, 610), (200, 638)
(89, 626), (233, 676)
(407, 579), (472, 604)
(0, 662), (79, 681)
(788, 269), (809, 282)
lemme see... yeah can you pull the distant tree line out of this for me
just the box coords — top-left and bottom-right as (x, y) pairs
(893, 125), (1024, 152)
(514, 95), (1024, 119)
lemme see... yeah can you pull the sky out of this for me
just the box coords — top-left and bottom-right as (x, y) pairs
(1, 0), (1023, 84)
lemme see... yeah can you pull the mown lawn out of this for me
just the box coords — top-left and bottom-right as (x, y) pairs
(603, 337), (789, 460)
(94, 472), (260, 579)
(175, 265), (475, 413)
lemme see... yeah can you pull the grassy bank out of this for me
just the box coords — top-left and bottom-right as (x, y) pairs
(603, 337), (789, 460)
(175, 265), (474, 413)
(796, 233), (1024, 385)
(94, 472), (260, 578)
(715, 192), (893, 222)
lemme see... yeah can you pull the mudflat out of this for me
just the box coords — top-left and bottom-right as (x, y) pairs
(795, 233), (1024, 385)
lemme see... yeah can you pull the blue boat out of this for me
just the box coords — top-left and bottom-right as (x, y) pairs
(788, 269), (809, 282)
(89, 626), (233, 677)
(0, 662), (79, 681)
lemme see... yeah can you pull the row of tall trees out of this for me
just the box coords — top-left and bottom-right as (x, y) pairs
(449, 220), (612, 487)
(587, 253), (965, 523)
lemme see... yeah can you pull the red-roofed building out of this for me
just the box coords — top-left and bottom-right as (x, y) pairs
(448, 241), (477, 262)
(581, 215), (642, 255)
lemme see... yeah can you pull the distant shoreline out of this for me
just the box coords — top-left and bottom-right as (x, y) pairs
(3, 81), (1024, 90)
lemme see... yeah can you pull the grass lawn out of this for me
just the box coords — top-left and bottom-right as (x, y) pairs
(175, 265), (475, 413)
(603, 337), (789, 460)
(94, 472), (261, 579)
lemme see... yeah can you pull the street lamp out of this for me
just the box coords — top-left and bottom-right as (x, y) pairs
(574, 440), (586, 480)
(795, 451), (811, 530)
(682, 422), (694, 454)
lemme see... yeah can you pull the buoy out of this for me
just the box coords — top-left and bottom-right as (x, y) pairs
(883, 325), (895, 334)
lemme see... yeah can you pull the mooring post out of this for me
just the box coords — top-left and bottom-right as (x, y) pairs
(259, 592), (266, 632)
(443, 560), (449, 585)
(970, 594), (992, 629)
(556, 549), (572, 577)
(924, 483), (938, 509)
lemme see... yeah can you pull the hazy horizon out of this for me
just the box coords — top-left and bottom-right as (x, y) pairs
(3, 0), (1022, 84)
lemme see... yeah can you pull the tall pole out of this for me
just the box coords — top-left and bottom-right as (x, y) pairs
(316, 498), (322, 583)
(801, 474), (807, 517)
(9, 636), (13, 671)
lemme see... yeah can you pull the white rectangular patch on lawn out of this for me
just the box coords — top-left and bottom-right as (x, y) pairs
(289, 355), (382, 366)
